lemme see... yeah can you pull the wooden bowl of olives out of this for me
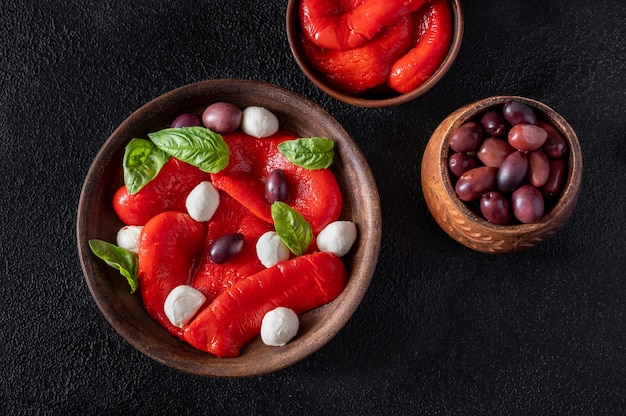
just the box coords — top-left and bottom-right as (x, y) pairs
(421, 96), (582, 253)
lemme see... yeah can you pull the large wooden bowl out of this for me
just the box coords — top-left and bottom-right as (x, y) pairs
(76, 79), (382, 377)
(286, 0), (464, 108)
(421, 96), (582, 253)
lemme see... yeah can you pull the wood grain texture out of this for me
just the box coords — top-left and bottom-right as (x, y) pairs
(421, 96), (582, 254)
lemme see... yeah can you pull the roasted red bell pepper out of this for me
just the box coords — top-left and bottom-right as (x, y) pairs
(192, 192), (274, 302)
(210, 130), (342, 233)
(137, 211), (206, 339)
(183, 251), (348, 357)
(387, 0), (453, 93)
(299, 15), (413, 95)
(299, 0), (428, 50)
(113, 157), (212, 226)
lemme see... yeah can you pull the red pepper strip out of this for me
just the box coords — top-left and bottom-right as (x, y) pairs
(300, 0), (429, 50)
(137, 212), (206, 339)
(299, 15), (413, 95)
(387, 0), (453, 94)
(113, 157), (212, 226)
(210, 130), (342, 234)
(183, 251), (348, 357)
(192, 192), (274, 302)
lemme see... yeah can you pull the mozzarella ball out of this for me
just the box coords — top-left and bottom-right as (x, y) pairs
(256, 231), (290, 268)
(261, 307), (299, 347)
(116, 225), (143, 254)
(316, 221), (357, 257)
(164, 285), (206, 328)
(186, 181), (220, 222)
(241, 106), (279, 138)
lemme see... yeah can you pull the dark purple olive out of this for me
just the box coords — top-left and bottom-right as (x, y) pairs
(497, 151), (528, 192)
(265, 169), (290, 203)
(477, 138), (515, 168)
(209, 233), (244, 264)
(508, 124), (548, 151)
(480, 110), (508, 137)
(539, 121), (568, 159)
(541, 158), (567, 198)
(480, 191), (512, 224)
(502, 100), (538, 126)
(170, 113), (201, 128)
(448, 153), (478, 177)
(455, 166), (497, 202)
(202, 102), (243, 134)
(526, 149), (550, 187)
(449, 121), (483, 153)
(511, 185), (544, 223)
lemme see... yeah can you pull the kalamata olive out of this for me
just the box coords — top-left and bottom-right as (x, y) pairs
(480, 191), (512, 224)
(170, 113), (201, 128)
(497, 151), (528, 192)
(265, 169), (290, 203)
(449, 153), (478, 177)
(539, 121), (568, 159)
(449, 121), (483, 153)
(502, 100), (538, 126)
(508, 124), (548, 151)
(455, 166), (497, 202)
(480, 110), (508, 137)
(541, 158), (567, 198)
(477, 138), (515, 168)
(202, 102), (243, 134)
(511, 185), (544, 223)
(526, 149), (550, 187)
(209, 233), (244, 264)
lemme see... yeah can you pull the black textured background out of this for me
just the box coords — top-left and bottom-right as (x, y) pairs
(2, 1), (626, 414)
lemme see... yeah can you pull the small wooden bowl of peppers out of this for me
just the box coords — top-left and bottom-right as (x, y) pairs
(77, 79), (382, 377)
(421, 96), (583, 253)
(286, 0), (463, 108)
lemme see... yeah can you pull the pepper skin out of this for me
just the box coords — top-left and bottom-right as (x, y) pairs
(137, 211), (206, 339)
(300, 0), (429, 50)
(299, 14), (413, 95)
(113, 157), (212, 226)
(387, 0), (453, 94)
(183, 251), (348, 357)
(210, 130), (342, 233)
(192, 192), (274, 302)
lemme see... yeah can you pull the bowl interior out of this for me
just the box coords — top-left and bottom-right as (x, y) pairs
(77, 79), (382, 377)
(286, 0), (464, 108)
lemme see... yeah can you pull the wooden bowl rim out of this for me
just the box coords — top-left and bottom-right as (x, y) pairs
(285, 0), (464, 108)
(76, 79), (382, 377)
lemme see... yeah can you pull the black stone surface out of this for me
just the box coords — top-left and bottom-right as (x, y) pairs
(2, 1), (626, 414)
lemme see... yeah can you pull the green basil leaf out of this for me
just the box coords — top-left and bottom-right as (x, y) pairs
(148, 126), (230, 173)
(277, 137), (335, 170)
(123, 138), (170, 194)
(88, 239), (139, 294)
(271, 201), (312, 257)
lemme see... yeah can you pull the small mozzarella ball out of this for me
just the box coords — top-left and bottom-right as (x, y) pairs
(116, 225), (143, 254)
(261, 307), (299, 347)
(256, 231), (290, 268)
(164, 285), (206, 328)
(186, 181), (220, 222)
(316, 221), (357, 257)
(241, 106), (279, 138)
